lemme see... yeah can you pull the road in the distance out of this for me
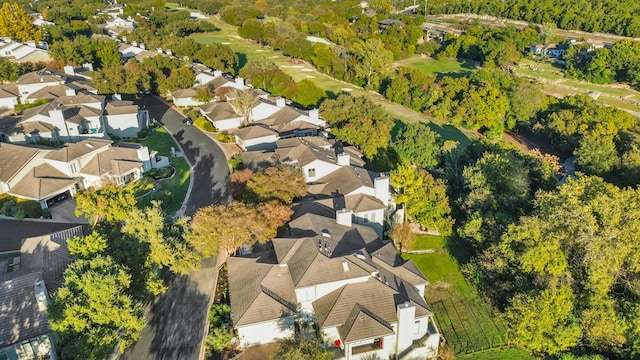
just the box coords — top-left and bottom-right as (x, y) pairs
(119, 96), (230, 360)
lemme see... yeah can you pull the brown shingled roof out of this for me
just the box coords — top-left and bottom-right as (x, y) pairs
(233, 125), (278, 140)
(0, 143), (42, 182)
(9, 163), (78, 201)
(227, 256), (297, 326)
(45, 139), (112, 162)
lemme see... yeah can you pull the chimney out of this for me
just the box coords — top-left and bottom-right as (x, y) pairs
(308, 108), (319, 121)
(342, 260), (349, 272)
(122, 36), (127, 43)
(336, 208), (352, 227)
(166, 49), (172, 55)
(157, 48), (163, 54)
(63, 65), (75, 76)
(140, 43), (145, 50)
(112, 93), (122, 101)
(82, 63), (94, 72)
(131, 41), (137, 47)
(276, 97), (286, 108)
(34, 280), (48, 312)
(374, 175), (390, 206)
(337, 152), (350, 166)
(65, 88), (76, 97)
(235, 77), (244, 88)
(26, 40), (36, 47)
(214, 70), (223, 77)
(396, 302), (416, 354)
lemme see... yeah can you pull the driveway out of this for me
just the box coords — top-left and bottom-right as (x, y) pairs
(50, 198), (89, 224)
(119, 96), (230, 360)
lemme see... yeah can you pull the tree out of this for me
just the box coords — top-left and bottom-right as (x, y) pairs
(332, 116), (391, 159)
(194, 43), (238, 74)
(228, 88), (259, 125)
(504, 286), (581, 355)
(228, 168), (253, 200)
(392, 123), (442, 169)
(391, 165), (453, 235)
(574, 133), (618, 175)
(75, 184), (137, 224)
(0, 57), (21, 82)
(244, 166), (307, 204)
(189, 202), (291, 256)
(271, 336), (332, 360)
(121, 202), (201, 275)
(349, 38), (393, 90)
(48, 256), (145, 359)
(292, 79), (326, 108)
(67, 231), (108, 259)
(0, 3), (42, 43)
(389, 221), (416, 252)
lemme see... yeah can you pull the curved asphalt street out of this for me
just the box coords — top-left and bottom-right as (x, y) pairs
(119, 96), (230, 360)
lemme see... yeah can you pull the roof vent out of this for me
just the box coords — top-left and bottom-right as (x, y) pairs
(342, 261), (349, 272)
(34, 280), (48, 311)
(85, 143), (94, 149)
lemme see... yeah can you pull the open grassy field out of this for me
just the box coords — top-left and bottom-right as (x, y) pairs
(404, 236), (514, 356)
(396, 56), (478, 77)
(459, 347), (537, 360)
(515, 59), (640, 115)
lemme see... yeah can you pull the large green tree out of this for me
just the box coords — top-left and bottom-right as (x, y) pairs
(392, 123), (442, 169)
(349, 38), (393, 90)
(48, 256), (145, 359)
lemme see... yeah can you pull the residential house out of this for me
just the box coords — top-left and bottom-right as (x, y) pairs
(103, 100), (149, 138)
(227, 212), (439, 359)
(171, 88), (205, 107)
(97, 4), (124, 19)
(0, 139), (155, 208)
(199, 101), (243, 131)
(105, 16), (136, 36)
(529, 43), (571, 59)
(0, 218), (86, 360)
(0, 84), (19, 109)
(0, 39), (51, 63)
(233, 125), (279, 151)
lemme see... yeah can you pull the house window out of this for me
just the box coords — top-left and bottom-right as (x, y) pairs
(351, 338), (383, 355)
(362, 214), (368, 224)
(70, 162), (77, 173)
(414, 320), (421, 335)
(370, 213), (375, 222)
(308, 168), (316, 177)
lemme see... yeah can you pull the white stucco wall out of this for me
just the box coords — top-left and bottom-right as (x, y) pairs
(174, 97), (204, 107)
(236, 134), (279, 151)
(352, 208), (384, 238)
(0, 96), (18, 109)
(236, 318), (294, 348)
(298, 276), (370, 312)
(212, 117), (242, 131)
(302, 159), (340, 183)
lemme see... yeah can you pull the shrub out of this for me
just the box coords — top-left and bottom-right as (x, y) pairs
(194, 117), (216, 132)
(137, 129), (149, 138)
(216, 132), (235, 143)
(228, 156), (243, 170)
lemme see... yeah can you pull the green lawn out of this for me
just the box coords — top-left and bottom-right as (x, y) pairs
(138, 127), (191, 214)
(397, 56), (478, 77)
(459, 347), (537, 360)
(404, 235), (510, 356)
(140, 127), (177, 157)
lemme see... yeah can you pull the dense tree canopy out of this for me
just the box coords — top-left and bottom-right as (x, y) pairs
(48, 256), (145, 359)
(0, 3), (42, 42)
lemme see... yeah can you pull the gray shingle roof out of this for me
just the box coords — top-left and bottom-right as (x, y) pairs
(0, 272), (50, 347)
(0, 218), (84, 253)
(233, 125), (278, 140)
(307, 166), (376, 197)
(338, 304), (394, 342)
(199, 102), (238, 121)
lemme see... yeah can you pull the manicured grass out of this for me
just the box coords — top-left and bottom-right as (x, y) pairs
(138, 126), (191, 214)
(126, 177), (156, 197)
(404, 235), (509, 355)
(140, 127), (178, 157)
(397, 56), (478, 77)
(459, 347), (537, 360)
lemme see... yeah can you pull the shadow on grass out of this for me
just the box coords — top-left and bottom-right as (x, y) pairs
(443, 234), (473, 266)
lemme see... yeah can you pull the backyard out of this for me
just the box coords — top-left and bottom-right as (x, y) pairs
(404, 235), (532, 358)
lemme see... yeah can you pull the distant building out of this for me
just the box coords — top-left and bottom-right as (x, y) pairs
(0, 39), (51, 63)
